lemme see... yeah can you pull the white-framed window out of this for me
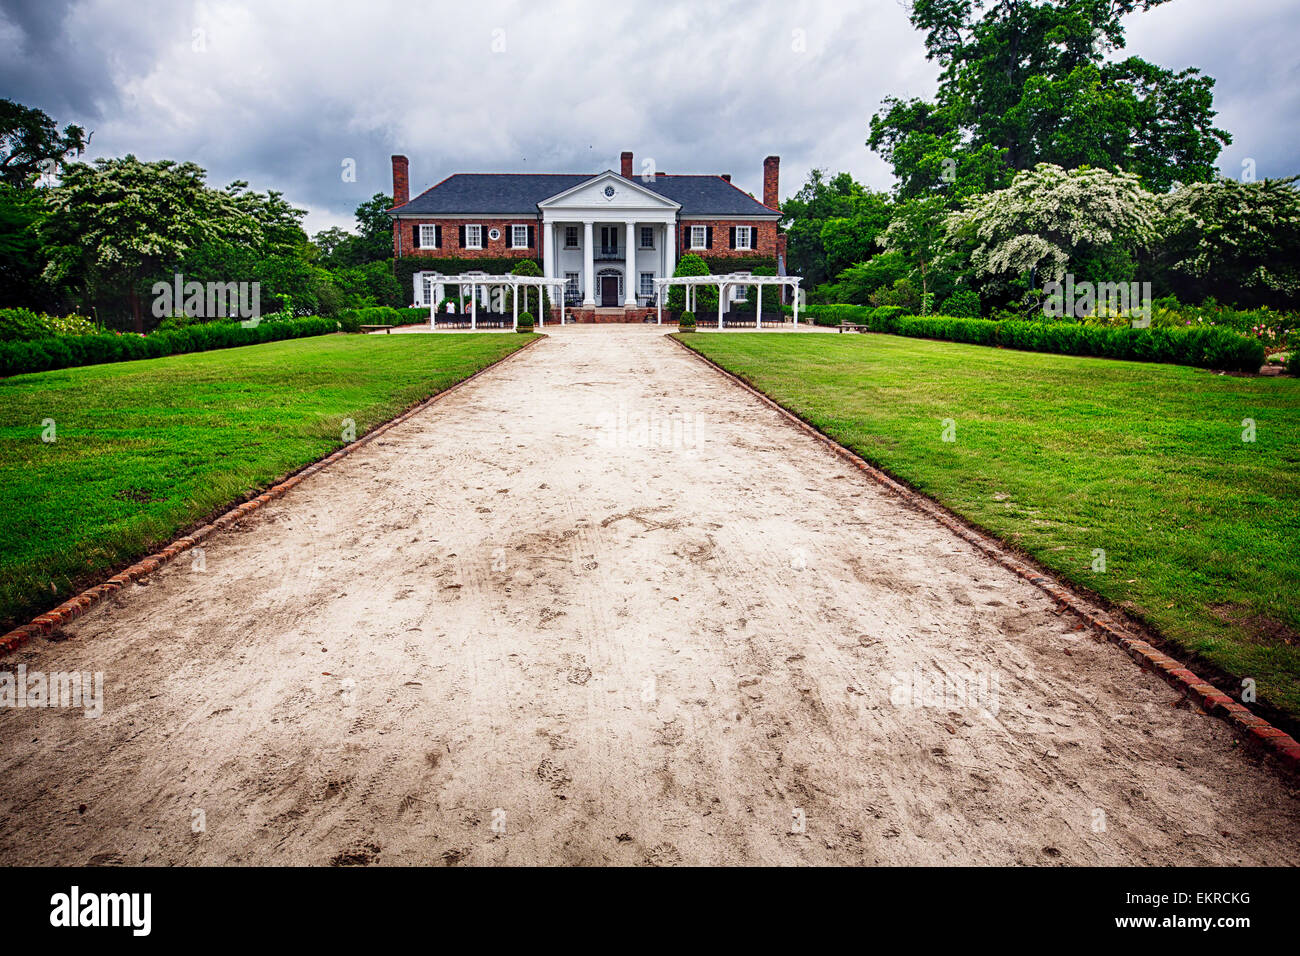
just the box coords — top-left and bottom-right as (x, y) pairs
(640, 272), (654, 298)
(732, 273), (751, 303)
(735, 225), (753, 250)
(565, 272), (580, 297)
(690, 225), (707, 249)
(464, 224), (482, 249)
(640, 226), (654, 249)
(419, 224), (439, 249)
(511, 224), (529, 249)
(565, 226), (578, 248)
(422, 275), (434, 304)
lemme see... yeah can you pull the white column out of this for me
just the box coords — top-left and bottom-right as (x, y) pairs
(665, 222), (676, 279)
(470, 283), (477, 330)
(718, 282), (725, 329)
(656, 282), (662, 325)
(582, 220), (595, 306)
(757, 282), (762, 329)
(624, 221), (637, 306)
(540, 216), (551, 280)
(512, 281), (518, 329)
(793, 283), (800, 326)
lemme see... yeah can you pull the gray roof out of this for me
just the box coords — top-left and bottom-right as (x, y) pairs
(390, 172), (779, 217)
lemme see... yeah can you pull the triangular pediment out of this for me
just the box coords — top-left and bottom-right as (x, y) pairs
(537, 171), (680, 210)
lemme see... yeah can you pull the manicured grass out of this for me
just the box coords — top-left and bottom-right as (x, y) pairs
(0, 333), (535, 628)
(679, 332), (1300, 722)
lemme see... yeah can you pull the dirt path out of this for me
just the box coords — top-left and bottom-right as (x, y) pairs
(2, 325), (1297, 866)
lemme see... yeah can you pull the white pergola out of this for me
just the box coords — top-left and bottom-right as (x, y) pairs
(652, 274), (803, 328)
(432, 274), (569, 329)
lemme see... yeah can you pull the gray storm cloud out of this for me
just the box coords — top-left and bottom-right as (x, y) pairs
(1, 0), (1295, 234)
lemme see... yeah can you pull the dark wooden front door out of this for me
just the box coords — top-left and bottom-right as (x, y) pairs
(600, 276), (619, 307)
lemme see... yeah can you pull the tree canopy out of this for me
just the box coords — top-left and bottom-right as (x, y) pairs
(39, 155), (248, 330)
(0, 98), (88, 187)
(869, 0), (1230, 198)
(780, 169), (894, 287)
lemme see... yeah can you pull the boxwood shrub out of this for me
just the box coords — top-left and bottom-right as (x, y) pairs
(0, 315), (337, 378)
(895, 315), (1264, 372)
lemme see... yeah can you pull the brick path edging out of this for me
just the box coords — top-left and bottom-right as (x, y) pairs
(0, 334), (546, 658)
(669, 333), (1300, 777)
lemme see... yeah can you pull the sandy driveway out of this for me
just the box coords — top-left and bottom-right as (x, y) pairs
(2, 325), (1297, 866)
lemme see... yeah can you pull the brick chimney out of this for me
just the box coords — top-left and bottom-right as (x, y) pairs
(620, 151), (633, 178)
(392, 155), (409, 207)
(763, 155), (780, 210)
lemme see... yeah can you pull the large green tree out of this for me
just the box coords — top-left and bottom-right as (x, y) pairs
(39, 155), (251, 330)
(0, 99), (88, 187)
(869, 1), (1230, 198)
(878, 196), (953, 306)
(780, 169), (893, 287)
(311, 192), (394, 269)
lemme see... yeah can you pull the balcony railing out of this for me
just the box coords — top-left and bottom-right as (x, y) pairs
(593, 245), (623, 260)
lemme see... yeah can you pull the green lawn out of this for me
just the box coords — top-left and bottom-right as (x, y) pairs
(679, 332), (1300, 722)
(0, 332), (534, 629)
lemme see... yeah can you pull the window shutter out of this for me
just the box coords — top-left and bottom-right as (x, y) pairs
(528, 225), (535, 248)
(412, 224), (420, 247)
(435, 224), (442, 248)
(706, 227), (713, 249)
(459, 225), (466, 247)
(729, 227), (736, 249)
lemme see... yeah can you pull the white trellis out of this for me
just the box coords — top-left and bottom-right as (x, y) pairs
(652, 274), (803, 329)
(427, 274), (569, 329)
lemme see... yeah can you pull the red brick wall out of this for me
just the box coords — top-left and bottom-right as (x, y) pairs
(392, 155), (409, 207)
(392, 218), (542, 259)
(678, 219), (780, 259)
(763, 156), (779, 211)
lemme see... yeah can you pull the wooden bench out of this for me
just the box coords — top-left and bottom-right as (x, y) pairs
(838, 322), (868, 333)
(360, 324), (393, 334)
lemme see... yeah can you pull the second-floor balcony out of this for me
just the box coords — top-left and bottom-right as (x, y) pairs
(593, 245), (623, 261)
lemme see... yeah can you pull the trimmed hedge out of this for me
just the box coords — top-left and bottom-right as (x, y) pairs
(0, 316), (337, 378)
(337, 306), (405, 332)
(806, 304), (873, 327)
(815, 308), (1266, 372)
(804, 304), (911, 331)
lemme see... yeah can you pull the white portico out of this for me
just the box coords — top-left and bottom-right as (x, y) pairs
(538, 171), (679, 308)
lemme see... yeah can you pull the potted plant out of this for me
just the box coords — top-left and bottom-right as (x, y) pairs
(678, 310), (696, 333)
(517, 311), (534, 333)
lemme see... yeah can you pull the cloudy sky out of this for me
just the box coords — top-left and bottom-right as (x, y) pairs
(2, 0), (1297, 235)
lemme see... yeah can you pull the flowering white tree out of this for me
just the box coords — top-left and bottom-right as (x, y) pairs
(1158, 176), (1300, 306)
(946, 163), (1159, 287)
